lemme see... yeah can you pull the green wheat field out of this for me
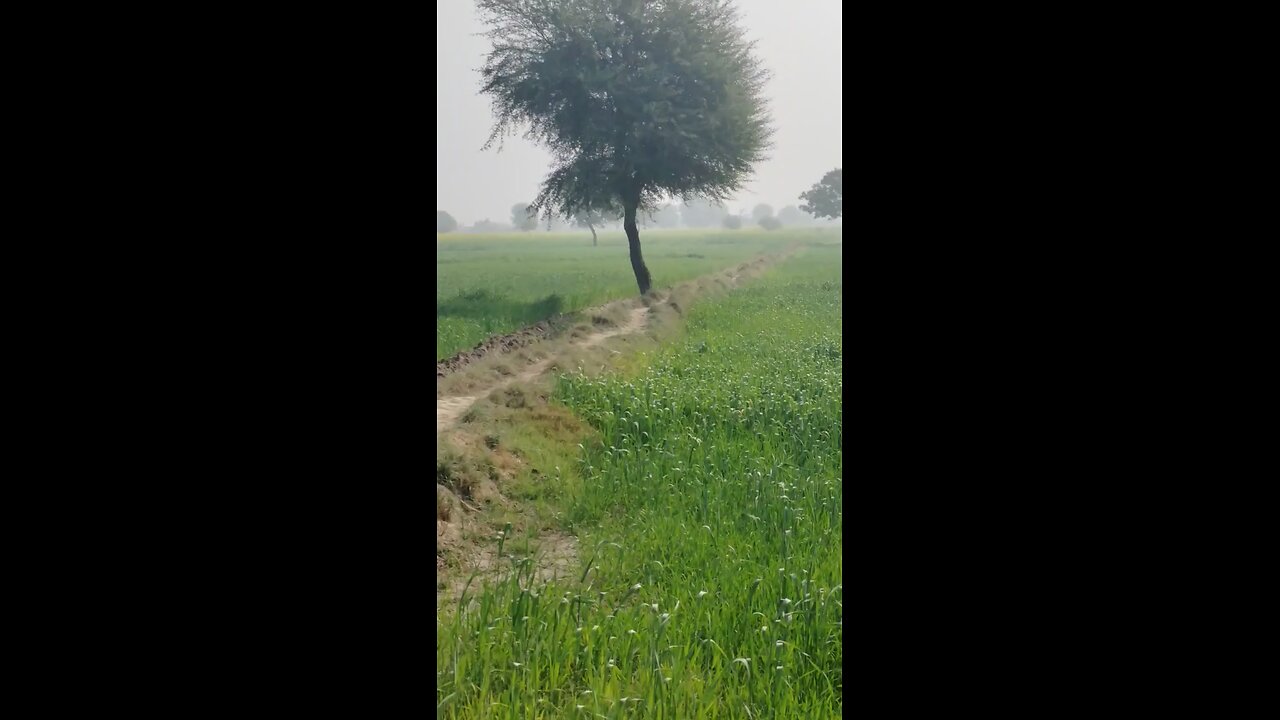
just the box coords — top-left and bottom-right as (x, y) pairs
(437, 236), (842, 718)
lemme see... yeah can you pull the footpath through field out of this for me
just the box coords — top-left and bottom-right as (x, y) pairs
(435, 305), (649, 432)
(434, 246), (795, 436)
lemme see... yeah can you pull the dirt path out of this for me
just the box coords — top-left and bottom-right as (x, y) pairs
(436, 305), (649, 434)
(579, 305), (649, 348)
(436, 248), (798, 609)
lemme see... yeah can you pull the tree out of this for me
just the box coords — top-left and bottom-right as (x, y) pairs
(752, 203), (774, 222)
(541, 214), (573, 232)
(758, 216), (781, 231)
(571, 207), (609, 245)
(511, 203), (537, 231)
(722, 215), (743, 230)
(470, 218), (508, 233)
(682, 198), (726, 227)
(437, 211), (458, 233)
(777, 205), (807, 227)
(570, 199), (621, 245)
(799, 168), (842, 219)
(478, 0), (772, 294)
(575, 210), (603, 245)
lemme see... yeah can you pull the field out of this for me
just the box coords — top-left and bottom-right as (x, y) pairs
(436, 237), (842, 718)
(437, 229), (808, 360)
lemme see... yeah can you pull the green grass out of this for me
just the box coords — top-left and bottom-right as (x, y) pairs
(436, 229), (824, 360)
(436, 241), (842, 718)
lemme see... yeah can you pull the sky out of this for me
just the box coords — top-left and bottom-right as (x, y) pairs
(436, 0), (843, 227)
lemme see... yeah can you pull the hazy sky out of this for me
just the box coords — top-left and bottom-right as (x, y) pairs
(436, 0), (843, 226)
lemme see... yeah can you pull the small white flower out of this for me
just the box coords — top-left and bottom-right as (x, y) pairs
(697, 590), (708, 598)
(631, 583), (643, 591)
(628, 629), (637, 635)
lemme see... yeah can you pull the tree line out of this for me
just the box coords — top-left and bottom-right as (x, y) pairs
(437, 186), (840, 235)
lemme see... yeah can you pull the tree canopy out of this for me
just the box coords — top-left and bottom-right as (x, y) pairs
(510, 203), (538, 231)
(799, 168), (842, 219)
(574, 209), (607, 229)
(573, 205), (618, 245)
(437, 211), (458, 233)
(777, 205), (808, 226)
(478, 0), (772, 292)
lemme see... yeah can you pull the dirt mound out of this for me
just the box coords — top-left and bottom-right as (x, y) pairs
(437, 305), (647, 434)
(437, 320), (554, 377)
(436, 531), (583, 609)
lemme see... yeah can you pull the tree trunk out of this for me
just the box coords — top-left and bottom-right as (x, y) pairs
(589, 223), (597, 246)
(623, 203), (652, 294)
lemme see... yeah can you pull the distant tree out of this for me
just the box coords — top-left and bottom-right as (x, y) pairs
(570, 200), (621, 246)
(777, 205), (807, 227)
(470, 218), (507, 233)
(758, 216), (782, 231)
(752, 204), (774, 222)
(478, 0), (773, 294)
(682, 198), (727, 228)
(575, 210), (602, 245)
(722, 215), (743, 230)
(510, 203), (537, 231)
(799, 168), (842, 219)
(437, 210), (458, 233)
